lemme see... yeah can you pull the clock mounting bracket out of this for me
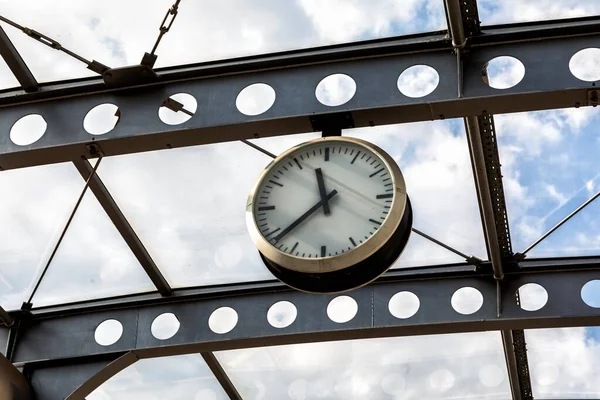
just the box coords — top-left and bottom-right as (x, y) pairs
(309, 112), (354, 137)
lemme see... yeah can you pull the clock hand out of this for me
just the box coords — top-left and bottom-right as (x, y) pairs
(315, 168), (331, 215)
(273, 189), (338, 242)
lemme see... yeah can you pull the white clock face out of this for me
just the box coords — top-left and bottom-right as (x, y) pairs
(252, 139), (395, 259)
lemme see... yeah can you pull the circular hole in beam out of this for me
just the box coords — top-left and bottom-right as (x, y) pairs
(397, 65), (439, 98)
(388, 291), (420, 319)
(236, 83), (276, 116)
(158, 93), (197, 125)
(517, 283), (548, 311)
(482, 56), (525, 89)
(327, 295), (358, 323)
(84, 103), (120, 135)
(10, 114), (47, 146)
(209, 307), (238, 334)
(569, 48), (600, 82)
(451, 287), (483, 315)
(151, 313), (180, 340)
(315, 73), (356, 106)
(582, 280), (600, 308)
(267, 301), (297, 328)
(94, 319), (123, 346)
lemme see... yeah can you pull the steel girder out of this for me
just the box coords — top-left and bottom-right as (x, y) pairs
(0, 18), (599, 170)
(2, 261), (599, 399)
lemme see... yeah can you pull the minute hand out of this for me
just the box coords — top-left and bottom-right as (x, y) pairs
(273, 189), (338, 242)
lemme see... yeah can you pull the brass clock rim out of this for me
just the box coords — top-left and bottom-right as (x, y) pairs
(245, 136), (408, 274)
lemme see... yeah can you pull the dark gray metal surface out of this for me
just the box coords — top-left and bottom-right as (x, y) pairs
(0, 26), (37, 92)
(12, 267), (600, 367)
(72, 159), (171, 296)
(0, 26), (598, 170)
(27, 355), (127, 400)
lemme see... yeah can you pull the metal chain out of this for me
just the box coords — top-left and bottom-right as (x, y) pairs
(0, 14), (109, 74)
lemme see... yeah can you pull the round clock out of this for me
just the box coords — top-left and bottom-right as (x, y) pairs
(246, 136), (412, 293)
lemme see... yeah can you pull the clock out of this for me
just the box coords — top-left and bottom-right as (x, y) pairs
(246, 136), (412, 293)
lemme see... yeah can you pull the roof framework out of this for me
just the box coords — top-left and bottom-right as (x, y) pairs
(1, 1), (600, 399)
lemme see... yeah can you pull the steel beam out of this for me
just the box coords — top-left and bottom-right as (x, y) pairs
(0, 26), (37, 92)
(10, 264), (600, 367)
(0, 353), (32, 400)
(0, 18), (599, 170)
(72, 159), (172, 296)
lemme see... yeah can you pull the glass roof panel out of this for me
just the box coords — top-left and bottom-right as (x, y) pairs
(1, 0), (446, 84)
(526, 326), (600, 399)
(216, 331), (510, 399)
(0, 163), (84, 311)
(32, 189), (156, 307)
(346, 120), (488, 266)
(495, 108), (600, 258)
(479, 0), (600, 25)
(97, 141), (276, 288)
(88, 354), (229, 400)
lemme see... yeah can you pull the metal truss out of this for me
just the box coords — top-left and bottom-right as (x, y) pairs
(2, 0), (600, 399)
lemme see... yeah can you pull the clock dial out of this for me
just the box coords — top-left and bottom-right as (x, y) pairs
(252, 140), (395, 259)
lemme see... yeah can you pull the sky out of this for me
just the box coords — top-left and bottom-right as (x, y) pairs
(1, 0), (600, 399)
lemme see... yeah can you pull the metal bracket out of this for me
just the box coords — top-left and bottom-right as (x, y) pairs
(140, 52), (158, 69)
(102, 65), (158, 88)
(85, 143), (105, 159)
(310, 112), (354, 137)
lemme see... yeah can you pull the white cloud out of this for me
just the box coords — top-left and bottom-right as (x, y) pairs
(544, 184), (567, 205)
(479, 0), (600, 25)
(526, 327), (600, 398)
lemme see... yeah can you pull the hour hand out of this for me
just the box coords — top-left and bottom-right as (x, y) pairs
(315, 168), (331, 215)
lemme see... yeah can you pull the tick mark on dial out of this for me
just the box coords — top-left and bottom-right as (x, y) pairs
(370, 168), (384, 178)
(321, 246), (326, 257)
(325, 147), (330, 161)
(264, 227), (281, 238)
(258, 206), (275, 211)
(269, 180), (283, 187)
(349, 237), (357, 247)
(291, 242), (299, 254)
(366, 156), (372, 162)
(351, 151), (360, 164)
(294, 158), (302, 169)
(369, 218), (382, 225)
(376, 194), (393, 199)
